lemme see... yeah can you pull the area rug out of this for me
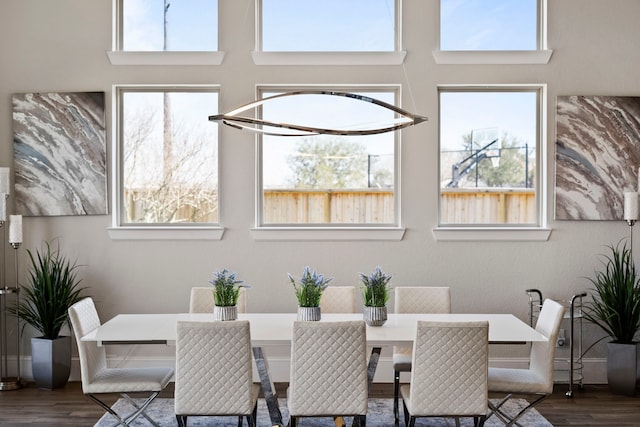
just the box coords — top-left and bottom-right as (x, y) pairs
(95, 398), (552, 426)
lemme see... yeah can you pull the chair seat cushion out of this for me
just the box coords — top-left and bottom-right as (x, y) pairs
(392, 347), (412, 371)
(84, 367), (174, 394)
(488, 367), (552, 394)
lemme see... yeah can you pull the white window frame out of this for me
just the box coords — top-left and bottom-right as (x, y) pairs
(252, 0), (406, 66)
(250, 85), (406, 242)
(107, 0), (225, 66)
(433, 84), (551, 242)
(108, 84), (224, 241)
(433, 0), (553, 65)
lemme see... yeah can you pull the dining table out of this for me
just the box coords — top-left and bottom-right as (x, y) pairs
(81, 312), (547, 427)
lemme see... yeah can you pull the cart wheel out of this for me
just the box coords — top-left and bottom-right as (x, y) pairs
(565, 390), (573, 398)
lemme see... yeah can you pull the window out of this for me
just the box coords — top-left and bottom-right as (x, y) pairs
(440, 0), (538, 51)
(118, 0), (218, 51)
(116, 86), (219, 226)
(258, 88), (399, 226)
(439, 87), (542, 227)
(259, 0), (397, 52)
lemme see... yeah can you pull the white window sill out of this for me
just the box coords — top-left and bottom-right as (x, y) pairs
(107, 226), (225, 241)
(251, 51), (406, 66)
(250, 227), (405, 241)
(107, 51), (226, 66)
(432, 50), (553, 65)
(432, 227), (552, 242)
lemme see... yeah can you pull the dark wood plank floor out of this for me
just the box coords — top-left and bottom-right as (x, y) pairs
(0, 382), (638, 426)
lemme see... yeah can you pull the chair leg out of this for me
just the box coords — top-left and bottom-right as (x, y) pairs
(89, 392), (161, 427)
(487, 394), (547, 427)
(289, 415), (297, 427)
(393, 369), (400, 424)
(402, 398), (410, 427)
(121, 393), (161, 426)
(176, 414), (187, 427)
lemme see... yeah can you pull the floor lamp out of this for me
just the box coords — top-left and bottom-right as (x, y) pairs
(0, 197), (23, 390)
(624, 191), (639, 253)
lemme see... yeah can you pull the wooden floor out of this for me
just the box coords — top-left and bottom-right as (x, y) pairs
(0, 382), (639, 426)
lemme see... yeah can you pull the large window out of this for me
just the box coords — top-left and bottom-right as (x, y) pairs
(440, 0), (539, 51)
(258, 88), (399, 226)
(116, 86), (219, 225)
(259, 0), (396, 52)
(118, 0), (218, 51)
(439, 87), (541, 226)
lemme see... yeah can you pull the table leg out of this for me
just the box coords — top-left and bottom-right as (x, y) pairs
(252, 346), (284, 427)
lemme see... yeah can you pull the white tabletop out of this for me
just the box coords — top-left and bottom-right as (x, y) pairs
(81, 312), (547, 346)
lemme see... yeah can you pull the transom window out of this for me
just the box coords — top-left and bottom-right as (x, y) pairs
(116, 86), (219, 225)
(440, 0), (539, 51)
(439, 87), (542, 226)
(118, 0), (218, 51)
(259, 0), (397, 52)
(258, 88), (399, 226)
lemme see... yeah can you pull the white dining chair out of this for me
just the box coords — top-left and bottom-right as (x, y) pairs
(393, 286), (451, 423)
(485, 298), (565, 426)
(68, 298), (174, 427)
(174, 320), (260, 427)
(400, 320), (489, 427)
(320, 286), (357, 313)
(287, 320), (368, 426)
(189, 286), (247, 313)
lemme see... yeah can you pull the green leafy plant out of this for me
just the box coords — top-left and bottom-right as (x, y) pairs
(12, 241), (88, 340)
(583, 241), (640, 344)
(360, 266), (392, 307)
(209, 269), (246, 307)
(289, 266), (333, 307)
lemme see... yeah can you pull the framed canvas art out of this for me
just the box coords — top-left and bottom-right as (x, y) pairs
(555, 95), (640, 220)
(12, 92), (107, 216)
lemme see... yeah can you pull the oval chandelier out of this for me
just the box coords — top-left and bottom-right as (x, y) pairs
(208, 90), (428, 137)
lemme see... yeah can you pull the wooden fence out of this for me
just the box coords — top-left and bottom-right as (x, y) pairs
(264, 188), (536, 224)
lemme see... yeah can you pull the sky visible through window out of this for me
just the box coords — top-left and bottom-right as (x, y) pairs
(440, 0), (537, 50)
(122, 0), (218, 51)
(261, 91), (396, 188)
(262, 0), (395, 51)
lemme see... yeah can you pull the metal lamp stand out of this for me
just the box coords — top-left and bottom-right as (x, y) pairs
(0, 209), (23, 390)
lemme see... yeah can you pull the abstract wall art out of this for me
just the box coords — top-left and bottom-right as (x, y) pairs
(12, 92), (107, 216)
(555, 95), (640, 220)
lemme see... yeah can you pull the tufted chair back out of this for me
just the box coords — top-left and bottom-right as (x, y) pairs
(287, 320), (368, 425)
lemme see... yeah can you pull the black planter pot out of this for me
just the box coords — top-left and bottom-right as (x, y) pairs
(606, 341), (640, 396)
(31, 336), (71, 390)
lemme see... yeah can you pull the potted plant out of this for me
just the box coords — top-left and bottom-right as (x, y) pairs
(583, 240), (640, 396)
(360, 266), (392, 326)
(289, 266), (333, 321)
(209, 269), (246, 321)
(12, 241), (88, 389)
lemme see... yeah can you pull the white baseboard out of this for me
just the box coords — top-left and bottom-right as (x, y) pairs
(12, 355), (609, 385)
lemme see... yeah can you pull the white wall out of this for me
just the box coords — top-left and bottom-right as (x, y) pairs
(2, 0), (638, 383)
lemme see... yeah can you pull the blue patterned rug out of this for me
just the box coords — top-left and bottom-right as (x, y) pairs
(95, 397), (552, 426)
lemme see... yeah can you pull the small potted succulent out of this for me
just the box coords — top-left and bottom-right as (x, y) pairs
(360, 266), (392, 326)
(289, 266), (333, 321)
(209, 269), (246, 321)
